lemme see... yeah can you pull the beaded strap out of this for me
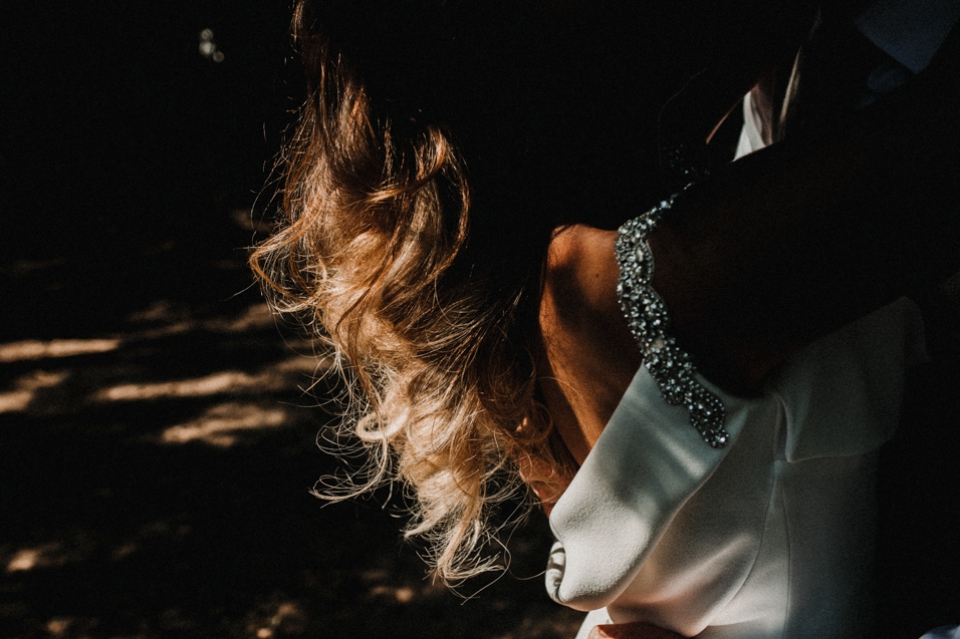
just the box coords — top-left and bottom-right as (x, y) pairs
(614, 193), (729, 449)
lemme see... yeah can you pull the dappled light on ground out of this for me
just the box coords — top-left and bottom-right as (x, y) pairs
(0, 246), (581, 639)
(0, 338), (123, 363)
(248, 602), (307, 639)
(160, 401), (289, 446)
(360, 566), (447, 605)
(94, 358), (320, 403)
(0, 4), (583, 628)
(3, 536), (95, 575)
(6, 543), (68, 573)
(0, 301), (324, 435)
(46, 618), (73, 638)
(0, 370), (69, 413)
(128, 301), (280, 335)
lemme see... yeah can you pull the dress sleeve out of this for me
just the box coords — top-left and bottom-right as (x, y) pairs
(544, 366), (771, 611)
(544, 299), (926, 616)
(771, 296), (926, 461)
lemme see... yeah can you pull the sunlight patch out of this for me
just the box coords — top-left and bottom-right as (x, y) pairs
(111, 541), (140, 561)
(369, 584), (416, 603)
(6, 542), (71, 572)
(232, 208), (274, 233)
(127, 300), (189, 324)
(93, 356), (323, 402)
(203, 303), (275, 333)
(0, 370), (69, 414)
(0, 390), (33, 413)
(46, 618), (74, 638)
(248, 601), (306, 639)
(159, 402), (289, 446)
(96, 371), (264, 401)
(128, 301), (276, 334)
(360, 568), (446, 605)
(0, 339), (121, 363)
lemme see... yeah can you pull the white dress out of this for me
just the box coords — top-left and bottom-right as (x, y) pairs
(545, 297), (927, 639)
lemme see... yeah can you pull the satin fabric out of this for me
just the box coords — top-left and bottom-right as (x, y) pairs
(546, 298), (927, 639)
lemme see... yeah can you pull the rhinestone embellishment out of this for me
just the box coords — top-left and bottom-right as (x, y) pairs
(614, 194), (729, 449)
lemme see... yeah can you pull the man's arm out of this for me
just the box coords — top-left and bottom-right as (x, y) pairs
(652, 57), (960, 393)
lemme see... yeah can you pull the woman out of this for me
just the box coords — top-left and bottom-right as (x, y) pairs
(252, 0), (960, 636)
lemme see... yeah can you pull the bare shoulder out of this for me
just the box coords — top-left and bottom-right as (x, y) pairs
(538, 224), (641, 464)
(542, 225), (621, 324)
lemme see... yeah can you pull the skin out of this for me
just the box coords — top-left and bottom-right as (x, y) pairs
(588, 623), (685, 639)
(537, 224), (640, 465)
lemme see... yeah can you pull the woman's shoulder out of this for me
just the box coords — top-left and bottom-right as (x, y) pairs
(537, 224), (642, 464)
(542, 224), (619, 316)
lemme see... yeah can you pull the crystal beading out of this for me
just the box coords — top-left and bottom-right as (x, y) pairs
(614, 193), (729, 449)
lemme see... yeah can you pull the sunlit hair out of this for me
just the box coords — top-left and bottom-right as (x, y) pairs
(250, 0), (574, 584)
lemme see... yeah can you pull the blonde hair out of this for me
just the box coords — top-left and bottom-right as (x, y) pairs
(251, 0), (573, 584)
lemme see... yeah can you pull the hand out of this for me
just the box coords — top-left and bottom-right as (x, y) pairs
(587, 622), (687, 639)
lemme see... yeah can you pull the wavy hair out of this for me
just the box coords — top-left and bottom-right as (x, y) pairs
(250, 0), (574, 583)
